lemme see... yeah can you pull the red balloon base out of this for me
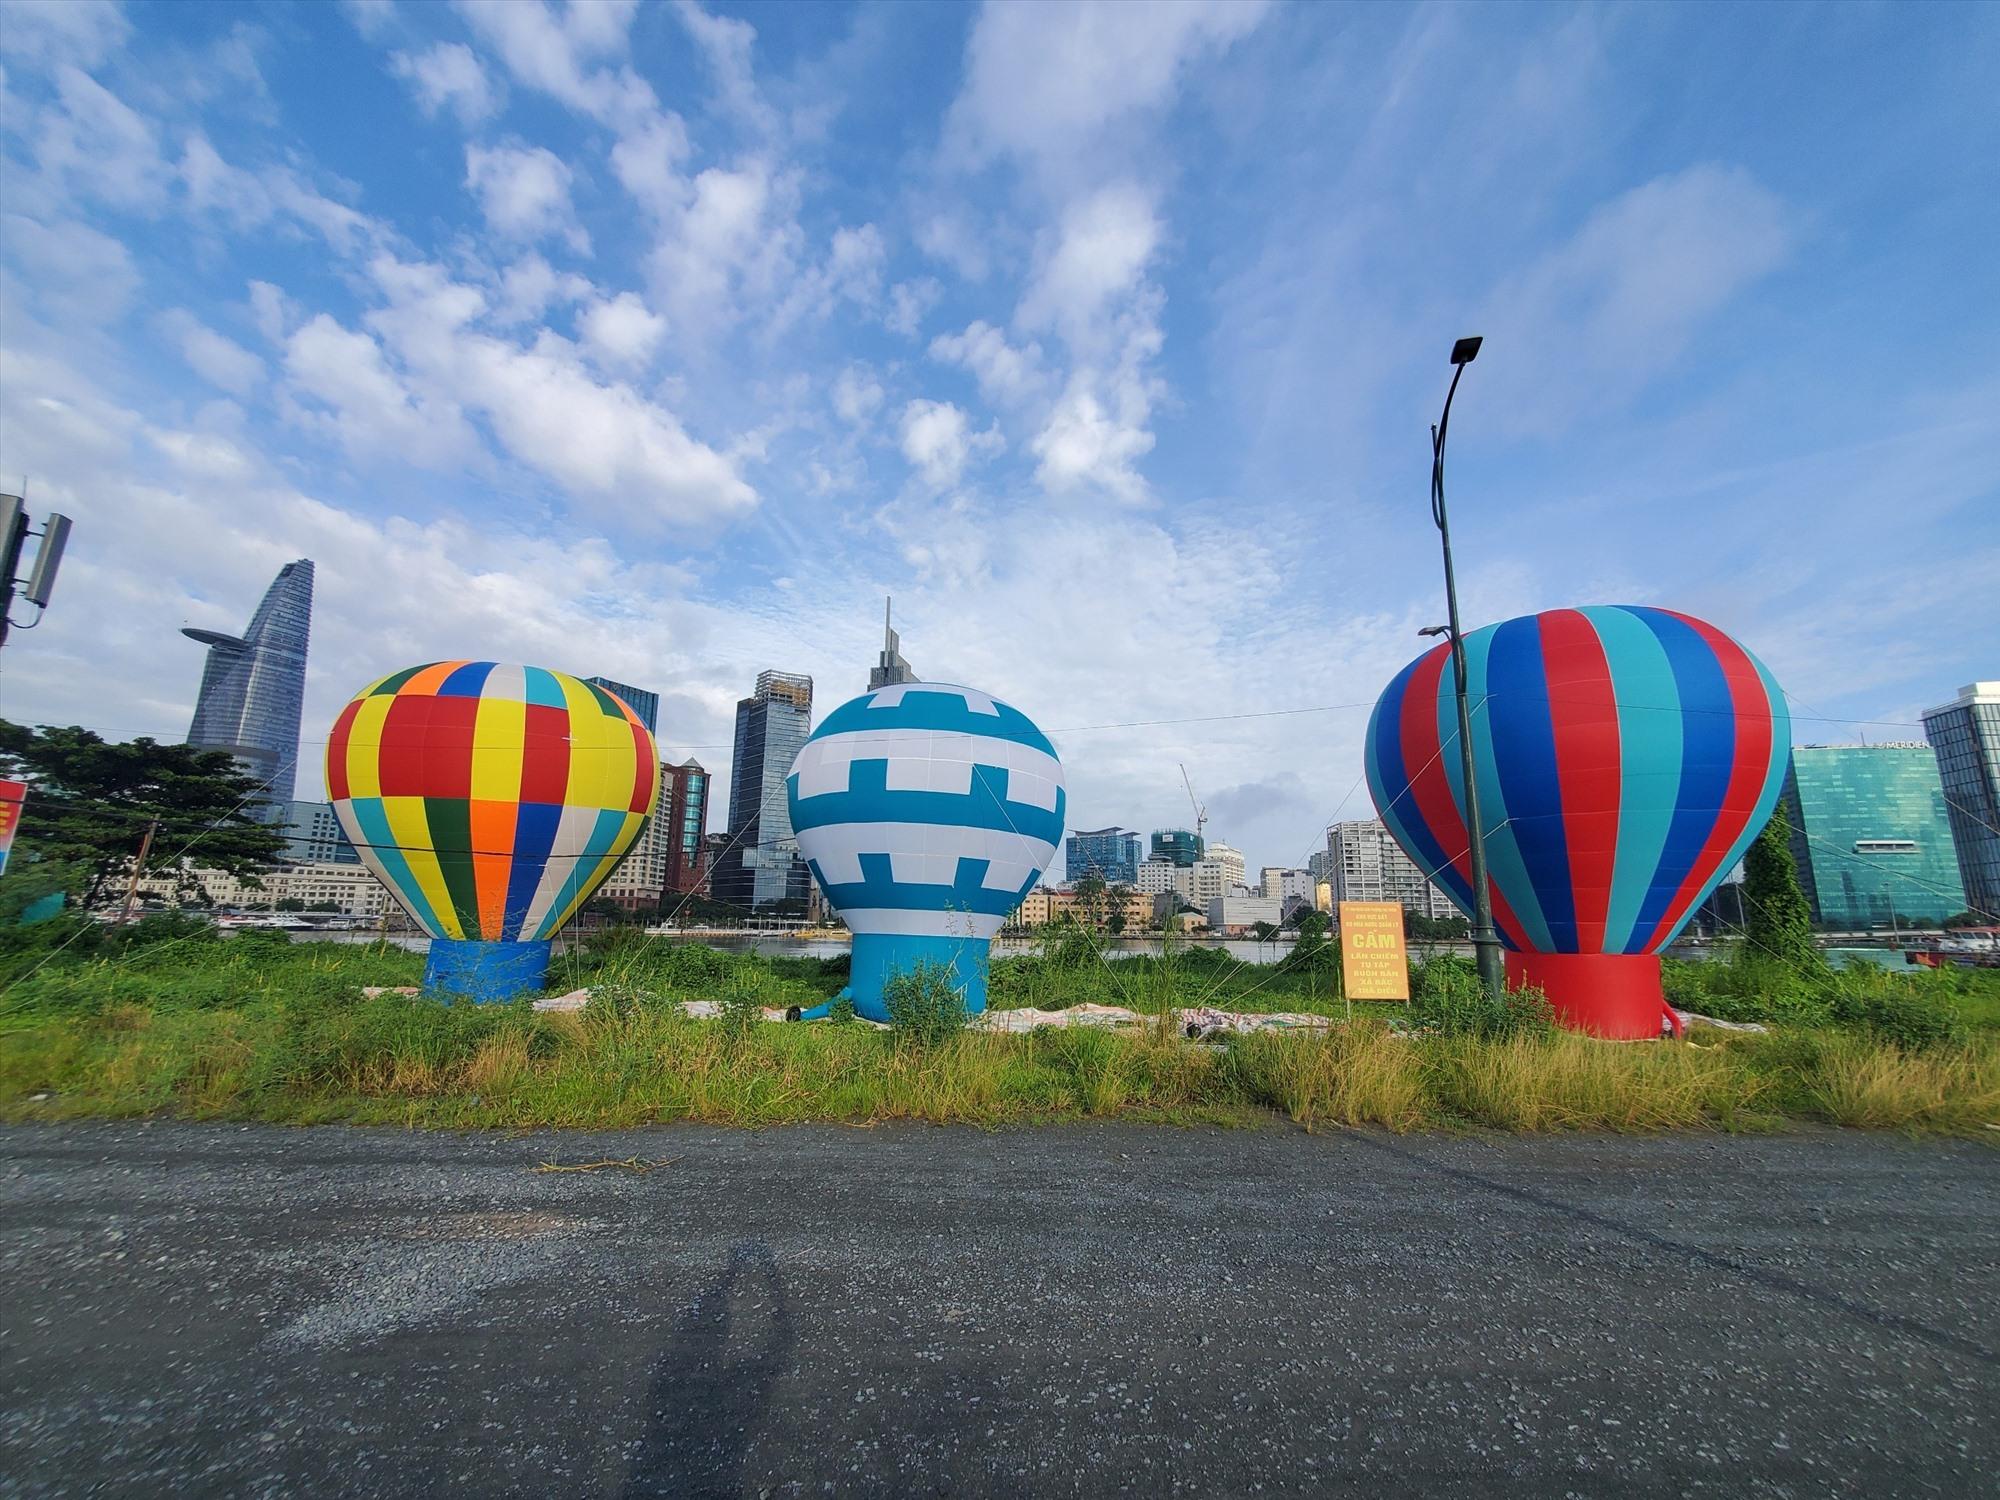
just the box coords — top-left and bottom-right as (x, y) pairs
(1504, 951), (1675, 1040)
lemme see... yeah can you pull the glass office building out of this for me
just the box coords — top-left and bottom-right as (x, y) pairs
(585, 677), (658, 735)
(662, 759), (711, 894)
(1780, 745), (1966, 927)
(711, 670), (814, 909)
(1922, 682), (2000, 920)
(1066, 827), (1143, 885)
(1150, 828), (1205, 868)
(182, 559), (314, 813)
(278, 800), (359, 865)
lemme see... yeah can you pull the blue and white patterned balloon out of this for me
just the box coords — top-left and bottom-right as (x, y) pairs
(788, 681), (1066, 1020)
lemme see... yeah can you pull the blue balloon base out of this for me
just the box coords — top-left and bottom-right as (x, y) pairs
(845, 931), (991, 1023)
(422, 938), (552, 1003)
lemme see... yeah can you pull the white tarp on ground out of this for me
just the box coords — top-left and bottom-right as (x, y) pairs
(374, 986), (1759, 1040)
(1671, 1009), (1768, 1033)
(974, 1004), (1333, 1036)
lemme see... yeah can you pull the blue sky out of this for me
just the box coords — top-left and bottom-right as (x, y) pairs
(1, 0), (1995, 878)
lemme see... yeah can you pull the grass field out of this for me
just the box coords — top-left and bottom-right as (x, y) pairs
(1, 918), (1996, 1134)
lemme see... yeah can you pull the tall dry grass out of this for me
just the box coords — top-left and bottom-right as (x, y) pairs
(5, 989), (1998, 1134)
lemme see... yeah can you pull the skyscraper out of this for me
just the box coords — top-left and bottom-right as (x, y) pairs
(661, 758), (711, 894)
(1066, 827), (1143, 884)
(868, 598), (917, 690)
(1923, 682), (2000, 919)
(1780, 744), (1967, 927)
(585, 677), (659, 735)
(1151, 828), (1205, 867)
(711, 670), (814, 909)
(1327, 819), (1457, 920)
(182, 559), (313, 809)
(277, 799), (359, 866)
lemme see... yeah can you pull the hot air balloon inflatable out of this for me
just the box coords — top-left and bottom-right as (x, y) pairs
(787, 681), (1066, 1022)
(1365, 607), (1789, 1038)
(327, 661), (658, 1001)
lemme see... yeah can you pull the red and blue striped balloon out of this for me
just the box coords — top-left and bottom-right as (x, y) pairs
(1365, 606), (1790, 960)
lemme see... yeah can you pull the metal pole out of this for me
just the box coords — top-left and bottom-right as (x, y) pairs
(1431, 367), (1506, 1001)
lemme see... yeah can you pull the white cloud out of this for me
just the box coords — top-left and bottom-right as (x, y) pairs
(886, 277), (941, 339)
(1, 213), (139, 324)
(671, 0), (777, 137)
(579, 291), (666, 370)
(1031, 375), (1154, 503)
(915, 210), (990, 281)
(177, 134), (381, 253)
(159, 310), (264, 396)
(609, 114), (693, 217)
(899, 399), (1002, 491)
(929, 321), (1047, 409)
(831, 366), (883, 426)
(1481, 165), (1793, 435)
(361, 255), (755, 524)
(645, 159), (801, 337)
(465, 142), (590, 254)
(390, 42), (498, 126)
(489, 253), (591, 326)
(342, 0), (396, 41)
(1017, 181), (1161, 349)
(0, 0), (130, 69)
(283, 313), (476, 468)
(454, 0), (656, 130)
(949, 0), (1268, 173)
(34, 66), (168, 213)
(247, 280), (296, 343)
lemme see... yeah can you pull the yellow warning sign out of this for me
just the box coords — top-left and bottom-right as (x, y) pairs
(1339, 902), (1410, 1001)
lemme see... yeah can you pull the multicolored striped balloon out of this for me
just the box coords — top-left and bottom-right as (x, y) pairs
(327, 662), (658, 944)
(788, 682), (1065, 1020)
(1365, 607), (1790, 960)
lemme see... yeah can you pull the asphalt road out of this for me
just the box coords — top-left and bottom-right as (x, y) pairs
(2, 1123), (1995, 1498)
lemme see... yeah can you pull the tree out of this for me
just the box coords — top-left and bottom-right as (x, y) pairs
(1106, 882), (1135, 937)
(1742, 800), (1820, 973)
(1407, 912), (1470, 941)
(1072, 869), (1107, 928)
(0, 723), (285, 908)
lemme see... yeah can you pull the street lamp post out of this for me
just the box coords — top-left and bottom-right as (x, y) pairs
(1428, 336), (1505, 1001)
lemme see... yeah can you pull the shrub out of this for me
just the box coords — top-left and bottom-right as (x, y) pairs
(883, 960), (968, 1047)
(1827, 974), (1966, 1052)
(1409, 958), (1554, 1041)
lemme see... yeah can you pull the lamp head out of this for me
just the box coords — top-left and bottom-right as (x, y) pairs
(1418, 625), (1452, 639)
(1449, 336), (1483, 366)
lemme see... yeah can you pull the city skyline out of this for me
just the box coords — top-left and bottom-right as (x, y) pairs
(1, 4), (1995, 880)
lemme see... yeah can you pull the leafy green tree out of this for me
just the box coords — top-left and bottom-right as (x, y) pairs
(1072, 869), (1107, 927)
(1407, 912), (1470, 941)
(1106, 881), (1135, 936)
(0, 723), (284, 908)
(1742, 800), (1821, 973)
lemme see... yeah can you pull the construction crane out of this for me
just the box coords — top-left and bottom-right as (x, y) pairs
(1179, 763), (1208, 846)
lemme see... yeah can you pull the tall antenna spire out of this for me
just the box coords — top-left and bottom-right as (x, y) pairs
(868, 594), (917, 690)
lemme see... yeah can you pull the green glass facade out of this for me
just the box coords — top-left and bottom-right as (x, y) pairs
(1780, 745), (1967, 927)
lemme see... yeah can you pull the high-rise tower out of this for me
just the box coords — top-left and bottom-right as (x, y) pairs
(711, 670), (814, 909)
(868, 597), (917, 690)
(182, 559), (314, 810)
(1923, 682), (2000, 919)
